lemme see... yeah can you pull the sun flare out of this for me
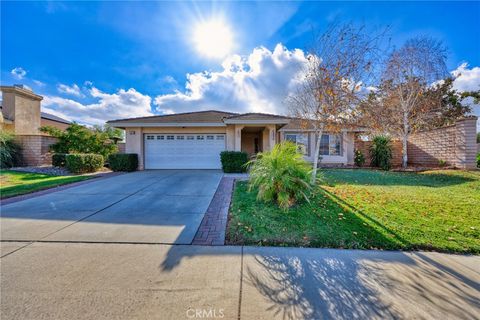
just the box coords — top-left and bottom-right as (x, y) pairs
(194, 19), (233, 58)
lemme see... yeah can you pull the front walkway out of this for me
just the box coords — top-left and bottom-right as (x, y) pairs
(1, 242), (478, 319)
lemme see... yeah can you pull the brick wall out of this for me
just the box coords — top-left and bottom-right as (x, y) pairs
(355, 117), (478, 169)
(355, 140), (403, 167)
(15, 135), (58, 166)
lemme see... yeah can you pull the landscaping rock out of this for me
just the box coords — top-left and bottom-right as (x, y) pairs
(9, 166), (71, 176)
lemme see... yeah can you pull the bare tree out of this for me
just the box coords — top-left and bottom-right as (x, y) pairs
(288, 23), (385, 182)
(362, 37), (448, 168)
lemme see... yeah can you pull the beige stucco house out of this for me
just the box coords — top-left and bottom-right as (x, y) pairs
(1, 85), (71, 165)
(107, 110), (358, 170)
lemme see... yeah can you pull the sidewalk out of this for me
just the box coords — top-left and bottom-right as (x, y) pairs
(1, 242), (478, 319)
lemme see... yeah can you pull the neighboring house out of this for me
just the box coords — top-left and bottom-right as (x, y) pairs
(0, 85), (71, 166)
(107, 111), (360, 170)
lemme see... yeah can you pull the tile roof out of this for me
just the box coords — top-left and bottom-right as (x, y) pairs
(40, 111), (71, 124)
(224, 113), (291, 121)
(107, 110), (237, 124)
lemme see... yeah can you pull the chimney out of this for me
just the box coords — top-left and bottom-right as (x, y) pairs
(0, 85), (43, 135)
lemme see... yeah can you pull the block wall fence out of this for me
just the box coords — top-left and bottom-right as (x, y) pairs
(14, 135), (57, 166)
(355, 117), (478, 169)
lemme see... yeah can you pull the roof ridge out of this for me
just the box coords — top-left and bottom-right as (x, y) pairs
(225, 112), (292, 119)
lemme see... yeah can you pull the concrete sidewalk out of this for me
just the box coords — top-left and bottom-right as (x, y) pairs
(1, 242), (478, 320)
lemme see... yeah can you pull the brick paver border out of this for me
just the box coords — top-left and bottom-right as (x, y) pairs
(1, 172), (124, 206)
(192, 176), (235, 245)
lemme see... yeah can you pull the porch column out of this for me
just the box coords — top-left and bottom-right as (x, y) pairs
(262, 124), (276, 151)
(234, 125), (244, 151)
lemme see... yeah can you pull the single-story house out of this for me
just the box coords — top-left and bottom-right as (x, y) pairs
(107, 110), (360, 170)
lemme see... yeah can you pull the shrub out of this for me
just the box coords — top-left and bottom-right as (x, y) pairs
(0, 130), (22, 168)
(354, 149), (366, 167)
(477, 153), (480, 168)
(438, 159), (447, 168)
(220, 151), (248, 173)
(108, 153), (138, 172)
(41, 123), (118, 159)
(52, 153), (67, 167)
(369, 135), (393, 171)
(65, 153), (104, 174)
(248, 141), (312, 210)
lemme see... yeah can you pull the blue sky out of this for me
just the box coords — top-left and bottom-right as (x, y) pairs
(1, 1), (479, 125)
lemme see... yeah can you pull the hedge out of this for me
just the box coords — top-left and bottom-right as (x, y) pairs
(220, 151), (248, 173)
(52, 153), (67, 167)
(65, 153), (104, 174)
(108, 153), (138, 172)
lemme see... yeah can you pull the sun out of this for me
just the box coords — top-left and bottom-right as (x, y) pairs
(194, 19), (233, 58)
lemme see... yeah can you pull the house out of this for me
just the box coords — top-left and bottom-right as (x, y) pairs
(107, 110), (359, 170)
(0, 85), (71, 165)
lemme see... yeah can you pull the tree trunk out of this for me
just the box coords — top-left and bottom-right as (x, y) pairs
(402, 108), (409, 168)
(402, 133), (408, 168)
(311, 128), (324, 183)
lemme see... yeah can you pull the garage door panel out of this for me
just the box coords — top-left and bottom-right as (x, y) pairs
(144, 134), (225, 169)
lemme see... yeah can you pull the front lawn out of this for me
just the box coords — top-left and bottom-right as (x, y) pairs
(227, 169), (480, 254)
(0, 170), (93, 199)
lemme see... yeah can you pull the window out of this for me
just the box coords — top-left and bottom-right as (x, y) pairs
(285, 133), (309, 155)
(129, 130), (136, 135)
(157, 135), (164, 140)
(216, 135), (224, 140)
(319, 135), (329, 155)
(206, 135), (214, 140)
(166, 135), (174, 140)
(197, 135), (204, 140)
(177, 135), (184, 140)
(329, 135), (342, 156)
(146, 135), (154, 140)
(319, 134), (342, 157)
(187, 136), (194, 140)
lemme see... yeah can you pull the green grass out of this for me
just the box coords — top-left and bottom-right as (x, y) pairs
(227, 169), (480, 254)
(0, 170), (93, 199)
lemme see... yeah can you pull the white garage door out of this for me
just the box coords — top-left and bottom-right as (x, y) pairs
(144, 134), (225, 169)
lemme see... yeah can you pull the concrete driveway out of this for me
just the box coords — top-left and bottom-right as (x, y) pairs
(0, 170), (223, 244)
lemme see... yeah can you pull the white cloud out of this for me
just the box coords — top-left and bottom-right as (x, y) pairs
(451, 63), (480, 92)
(11, 67), (27, 80)
(451, 63), (480, 129)
(33, 80), (46, 87)
(57, 83), (83, 97)
(42, 87), (153, 125)
(154, 44), (308, 115)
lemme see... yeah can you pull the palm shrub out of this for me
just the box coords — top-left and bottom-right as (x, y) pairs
(369, 135), (393, 170)
(0, 130), (22, 168)
(247, 141), (312, 210)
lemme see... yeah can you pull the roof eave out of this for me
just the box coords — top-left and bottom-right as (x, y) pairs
(107, 122), (227, 128)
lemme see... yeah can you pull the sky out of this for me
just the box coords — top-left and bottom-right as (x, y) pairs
(1, 1), (480, 126)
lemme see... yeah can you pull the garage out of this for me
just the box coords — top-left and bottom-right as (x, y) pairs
(144, 134), (226, 169)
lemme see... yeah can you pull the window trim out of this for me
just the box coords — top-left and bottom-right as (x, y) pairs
(318, 133), (343, 157)
(284, 132), (310, 156)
